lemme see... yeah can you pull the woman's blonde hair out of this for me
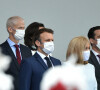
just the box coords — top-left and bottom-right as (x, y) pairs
(66, 36), (89, 64)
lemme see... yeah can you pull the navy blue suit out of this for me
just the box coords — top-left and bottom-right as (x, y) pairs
(19, 52), (61, 90)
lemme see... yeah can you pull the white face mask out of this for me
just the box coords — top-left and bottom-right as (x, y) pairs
(96, 39), (100, 49)
(83, 50), (90, 61)
(42, 41), (54, 55)
(14, 29), (25, 40)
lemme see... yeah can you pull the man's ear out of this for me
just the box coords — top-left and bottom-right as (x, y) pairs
(35, 40), (41, 47)
(8, 27), (13, 33)
(89, 38), (94, 44)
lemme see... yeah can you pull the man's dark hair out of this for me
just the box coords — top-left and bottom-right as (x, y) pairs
(88, 26), (100, 39)
(24, 22), (44, 50)
(34, 28), (54, 48)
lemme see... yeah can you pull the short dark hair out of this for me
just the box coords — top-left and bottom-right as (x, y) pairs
(34, 28), (54, 48)
(24, 22), (44, 50)
(88, 26), (100, 39)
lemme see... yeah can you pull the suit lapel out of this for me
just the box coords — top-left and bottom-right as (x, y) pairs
(34, 53), (48, 70)
(20, 45), (25, 59)
(5, 41), (20, 70)
(91, 51), (100, 68)
(50, 56), (57, 66)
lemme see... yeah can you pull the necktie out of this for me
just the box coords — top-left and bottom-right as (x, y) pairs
(44, 57), (52, 68)
(97, 55), (100, 64)
(14, 44), (21, 65)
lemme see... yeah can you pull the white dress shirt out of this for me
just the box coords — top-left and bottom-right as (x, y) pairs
(36, 51), (53, 67)
(31, 50), (36, 55)
(7, 38), (22, 59)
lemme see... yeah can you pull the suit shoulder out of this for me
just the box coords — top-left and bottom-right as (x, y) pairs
(22, 56), (35, 64)
(20, 44), (29, 49)
(50, 56), (60, 61)
(20, 44), (31, 52)
(0, 41), (7, 47)
(0, 41), (9, 53)
(26, 55), (35, 60)
(50, 56), (61, 63)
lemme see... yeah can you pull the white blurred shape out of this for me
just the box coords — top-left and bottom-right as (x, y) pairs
(41, 54), (87, 90)
(0, 48), (14, 90)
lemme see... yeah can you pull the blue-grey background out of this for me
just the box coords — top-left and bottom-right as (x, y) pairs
(0, 0), (100, 61)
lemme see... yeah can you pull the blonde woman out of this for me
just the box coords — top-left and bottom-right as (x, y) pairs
(66, 36), (97, 90)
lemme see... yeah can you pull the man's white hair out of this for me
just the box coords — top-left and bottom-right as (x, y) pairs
(6, 16), (24, 29)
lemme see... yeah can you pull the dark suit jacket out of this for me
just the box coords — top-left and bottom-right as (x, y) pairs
(88, 51), (100, 90)
(0, 41), (32, 90)
(19, 52), (61, 90)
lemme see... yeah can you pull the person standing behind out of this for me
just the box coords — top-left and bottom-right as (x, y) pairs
(88, 26), (100, 90)
(0, 16), (32, 90)
(24, 22), (44, 55)
(19, 28), (61, 90)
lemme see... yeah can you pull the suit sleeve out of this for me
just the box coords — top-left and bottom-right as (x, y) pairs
(19, 59), (32, 90)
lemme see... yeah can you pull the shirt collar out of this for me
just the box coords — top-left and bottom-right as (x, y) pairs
(36, 51), (49, 59)
(7, 38), (20, 47)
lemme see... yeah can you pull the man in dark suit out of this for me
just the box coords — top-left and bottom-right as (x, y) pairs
(0, 16), (32, 90)
(88, 26), (100, 90)
(19, 28), (61, 90)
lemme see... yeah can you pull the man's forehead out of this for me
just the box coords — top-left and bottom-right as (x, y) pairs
(94, 29), (100, 34)
(40, 32), (53, 39)
(40, 32), (53, 36)
(94, 30), (100, 38)
(14, 20), (24, 26)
